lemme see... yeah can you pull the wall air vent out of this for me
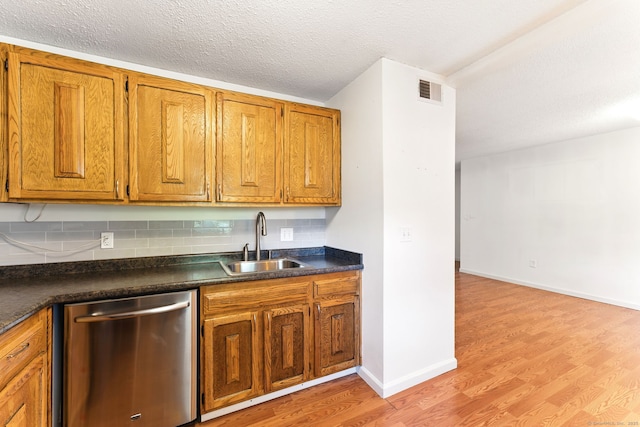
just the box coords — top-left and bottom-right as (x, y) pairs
(418, 79), (442, 104)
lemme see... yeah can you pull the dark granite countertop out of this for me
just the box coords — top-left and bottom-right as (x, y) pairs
(0, 246), (363, 334)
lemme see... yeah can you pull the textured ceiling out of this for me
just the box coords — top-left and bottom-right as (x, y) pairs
(451, 0), (640, 162)
(1, 0), (638, 162)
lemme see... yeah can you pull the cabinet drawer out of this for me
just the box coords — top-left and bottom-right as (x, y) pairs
(313, 272), (360, 298)
(0, 310), (48, 389)
(202, 278), (310, 314)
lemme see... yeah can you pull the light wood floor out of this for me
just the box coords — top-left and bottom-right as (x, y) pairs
(199, 268), (640, 426)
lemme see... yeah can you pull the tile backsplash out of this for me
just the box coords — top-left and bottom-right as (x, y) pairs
(0, 219), (326, 266)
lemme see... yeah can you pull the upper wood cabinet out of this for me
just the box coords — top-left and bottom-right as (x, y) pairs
(216, 92), (282, 203)
(0, 44), (341, 206)
(217, 95), (341, 206)
(284, 104), (341, 205)
(128, 73), (214, 202)
(6, 48), (125, 201)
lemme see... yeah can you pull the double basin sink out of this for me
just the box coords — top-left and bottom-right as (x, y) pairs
(219, 258), (312, 276)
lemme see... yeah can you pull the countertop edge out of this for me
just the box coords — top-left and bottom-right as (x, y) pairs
(0, 246), (363, 335)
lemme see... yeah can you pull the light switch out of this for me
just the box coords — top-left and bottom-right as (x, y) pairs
(400, 227), (412, 242)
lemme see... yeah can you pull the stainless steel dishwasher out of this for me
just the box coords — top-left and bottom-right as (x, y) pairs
(63, 290), (197, 427)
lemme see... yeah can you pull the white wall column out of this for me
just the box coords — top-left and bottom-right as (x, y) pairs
(327, 58), (457, 397)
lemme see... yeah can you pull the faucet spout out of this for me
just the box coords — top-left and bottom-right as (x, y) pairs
(255, 212), (267, 261)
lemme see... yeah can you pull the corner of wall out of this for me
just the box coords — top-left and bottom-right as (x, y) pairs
(360, 357), (458, 398)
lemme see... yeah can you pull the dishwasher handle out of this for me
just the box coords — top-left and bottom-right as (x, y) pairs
(74, 300), (190, 323)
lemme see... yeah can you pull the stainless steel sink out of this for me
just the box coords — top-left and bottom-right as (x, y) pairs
(219, 258), (312, 276)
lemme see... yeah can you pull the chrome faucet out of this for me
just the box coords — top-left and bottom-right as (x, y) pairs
(255, 211), (267, 261)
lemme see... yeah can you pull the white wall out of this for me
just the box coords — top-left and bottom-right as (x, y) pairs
(327, 58), (457, 397)
(460, 126), (640, 310)
(325, 60), (385, 385)
(455, 167), (461, 261)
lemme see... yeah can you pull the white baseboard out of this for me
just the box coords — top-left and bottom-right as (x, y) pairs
(200, 368), (357, 422)
(358, 358), (458, 398)
(459, 268), (640, 311)
(356, 366), (384, 396)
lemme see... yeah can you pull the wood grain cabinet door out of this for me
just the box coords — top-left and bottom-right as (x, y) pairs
(314, 296), (360, 377)
(202, 311), (262, 412)
(128, 74), (213, 202)
(7, 50), (125, 201)
(284, 104), (340, 205)
(263, 304), (310, 392)
(216, 92), (282, 203)
(0, 355), (47, 427)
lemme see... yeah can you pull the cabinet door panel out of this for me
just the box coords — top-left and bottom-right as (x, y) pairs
(264, 305), (310, 392)
(7, 51), (124, 200)
(314, 296), (359, 377)
(217, 92), (282, 203)
(129, 75), (213, 202)
(202, 312), (261, 412)
(285, 104), (340, 205)
(0, 355), (47, 427)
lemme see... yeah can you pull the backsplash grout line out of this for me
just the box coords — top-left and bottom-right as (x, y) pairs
(0, 219), (326, 266)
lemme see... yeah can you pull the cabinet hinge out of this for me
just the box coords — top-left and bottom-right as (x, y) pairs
(201, 393), (205, 406)
(125, 78), (128, 93)
(126, 185), (130, 196)
(281, 106), (284, 117)
(4, 180), (8, 192)
(4, 59), (7, 71)
(201, 325), (204, 337)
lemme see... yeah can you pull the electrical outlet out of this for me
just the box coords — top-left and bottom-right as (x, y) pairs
(280, 228), (294, 242)
(101, 232), (114, 249)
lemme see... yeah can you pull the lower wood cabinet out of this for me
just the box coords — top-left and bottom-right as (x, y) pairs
(314, 297), (359, 377)
(200, 270), (360, 413)
(0, 309), (50, 427)
(264, 304), (310, 392)
(0, 355), (48, 427)
(312, 272), (361, 377)
(202, 310), (262, 410)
